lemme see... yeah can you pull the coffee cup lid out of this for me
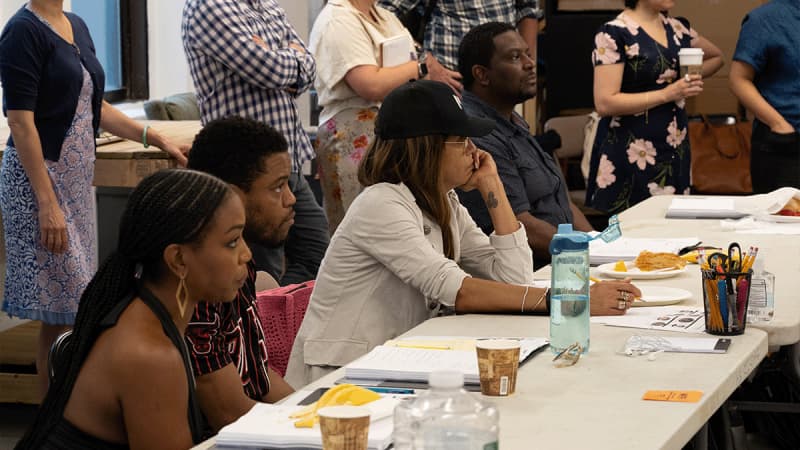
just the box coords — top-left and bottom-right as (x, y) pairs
(317, 406), (371, 419)
(678, 48), (704, 56)
(476, 339), (521, 350)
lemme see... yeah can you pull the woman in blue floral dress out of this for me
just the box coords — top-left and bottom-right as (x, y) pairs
(586, 0), (723, 214)
(0, 1), (188, 395)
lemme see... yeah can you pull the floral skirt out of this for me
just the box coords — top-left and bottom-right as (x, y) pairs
(0, 68), (97, 325)
(315, 107), (377, 234)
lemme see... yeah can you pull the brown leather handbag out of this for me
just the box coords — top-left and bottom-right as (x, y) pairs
(689, 116), (753, 194)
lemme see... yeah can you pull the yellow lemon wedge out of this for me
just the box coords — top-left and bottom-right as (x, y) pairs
(613, 260), (627, 272)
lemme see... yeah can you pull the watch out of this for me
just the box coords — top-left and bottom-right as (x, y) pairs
(417, 60), (428, 79)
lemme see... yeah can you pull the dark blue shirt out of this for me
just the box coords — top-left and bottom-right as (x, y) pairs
(458, 91), (573, 235)
(0, 7), (105, 161)
(732, 0), (800, 129)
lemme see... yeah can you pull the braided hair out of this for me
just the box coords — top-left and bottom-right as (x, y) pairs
(16, 169), (233, 449)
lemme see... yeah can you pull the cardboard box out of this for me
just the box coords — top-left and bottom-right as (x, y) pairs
(556, 0), (623, 11)
(93, 120), (199, 188)
(685, 77), (739, 117)
(0, 321), (40, 405)
(94, 156), (178, 188)
(671, 0), (764, 115)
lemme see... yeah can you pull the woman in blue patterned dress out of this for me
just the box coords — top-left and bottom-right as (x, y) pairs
(0, 0), (189, 396)
(586, 0), (723, 214)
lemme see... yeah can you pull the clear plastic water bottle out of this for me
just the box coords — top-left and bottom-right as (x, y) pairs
(549, 223), (591, 354)
(747, 258), (774, 323)
(393, 371), (499, 450)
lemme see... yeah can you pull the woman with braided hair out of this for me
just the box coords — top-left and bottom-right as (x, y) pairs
(16, 169), (252, 449)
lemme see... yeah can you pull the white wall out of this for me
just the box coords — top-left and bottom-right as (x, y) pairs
(146, 1), (193, 100)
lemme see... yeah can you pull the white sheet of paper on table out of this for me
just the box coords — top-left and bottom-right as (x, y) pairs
(591, 306), (706, 333)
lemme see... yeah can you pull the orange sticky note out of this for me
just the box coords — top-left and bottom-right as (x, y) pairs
(642, 390), (703, 403)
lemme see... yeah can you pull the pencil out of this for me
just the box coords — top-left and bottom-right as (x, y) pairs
(394, 343), (452, 350)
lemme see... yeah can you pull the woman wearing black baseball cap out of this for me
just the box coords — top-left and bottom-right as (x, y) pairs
(286, 80), (638, 386)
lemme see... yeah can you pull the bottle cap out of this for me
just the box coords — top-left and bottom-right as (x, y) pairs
(428, 370), (463, 388)
(550, 223), (591, 254)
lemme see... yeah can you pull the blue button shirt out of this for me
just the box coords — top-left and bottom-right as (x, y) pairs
(733, 0), (800, 129)
(457, 91), (573, 235)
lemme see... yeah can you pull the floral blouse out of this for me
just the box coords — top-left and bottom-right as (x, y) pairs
(586, 12), (698, 214)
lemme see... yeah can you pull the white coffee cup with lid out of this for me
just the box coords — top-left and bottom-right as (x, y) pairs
(678, 48), (704, 78)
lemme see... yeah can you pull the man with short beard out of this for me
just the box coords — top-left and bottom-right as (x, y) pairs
(184, 116), (297, 432)
(456, 23), (593, 269)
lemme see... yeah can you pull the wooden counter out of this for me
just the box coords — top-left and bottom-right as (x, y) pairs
(0, 120), (200, 188)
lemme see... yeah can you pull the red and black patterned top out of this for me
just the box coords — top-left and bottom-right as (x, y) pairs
(185, 260), (270, 400)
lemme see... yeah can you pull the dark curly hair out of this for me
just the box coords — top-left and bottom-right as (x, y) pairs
(625, 0), (639, 8)
(188, 116), (289, 191)
(458, 22), (517, 91)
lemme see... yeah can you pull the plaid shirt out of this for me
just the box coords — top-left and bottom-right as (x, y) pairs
(182, 0), (316, 170)
(379, 0), (542, 70)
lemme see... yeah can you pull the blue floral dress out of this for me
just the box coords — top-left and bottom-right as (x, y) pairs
(1, 10), (97, 325)
(586, 13), (697, 214)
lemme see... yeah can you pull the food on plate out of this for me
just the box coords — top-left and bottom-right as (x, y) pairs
(290, 384), (380, 428)
(634, 251), (687, 272)
(776, 196), (800, 216)
(614, 260), (628, 272)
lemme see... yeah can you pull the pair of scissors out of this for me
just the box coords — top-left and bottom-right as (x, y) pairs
(706, 251), (728, 271)
(727, 243), (742, 273)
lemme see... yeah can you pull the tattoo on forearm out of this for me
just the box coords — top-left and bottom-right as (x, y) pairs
(487, 191), (499, 209)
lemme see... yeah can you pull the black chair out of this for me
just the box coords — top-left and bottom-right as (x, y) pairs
(48, 330), (73, 384)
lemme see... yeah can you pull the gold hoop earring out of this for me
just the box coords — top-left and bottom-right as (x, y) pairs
(176, 274), (189, 318)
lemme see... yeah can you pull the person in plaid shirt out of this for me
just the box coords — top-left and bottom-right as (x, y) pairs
(182, 0), (329, 286)
(379, 0), (542, 76)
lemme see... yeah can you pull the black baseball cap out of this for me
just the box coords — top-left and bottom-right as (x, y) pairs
(375, 80), (495, 140)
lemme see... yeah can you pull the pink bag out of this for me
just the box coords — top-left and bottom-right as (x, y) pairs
(255, 281), (315, 377)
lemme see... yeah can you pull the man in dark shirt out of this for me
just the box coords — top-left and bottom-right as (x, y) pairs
(456, 22), (593, 267)
(184, 116), (296, 431)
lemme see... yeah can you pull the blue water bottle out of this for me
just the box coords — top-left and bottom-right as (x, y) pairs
(549, 224), (591, 354)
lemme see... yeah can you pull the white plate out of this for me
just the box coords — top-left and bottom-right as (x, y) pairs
(631, 286), (692, 307)
(758, 214), (800, 224)
(596, 261), (688, 280)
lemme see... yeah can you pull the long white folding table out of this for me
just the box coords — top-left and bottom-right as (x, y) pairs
(193, 314), (766, 450)
(195, 194), (800, 449)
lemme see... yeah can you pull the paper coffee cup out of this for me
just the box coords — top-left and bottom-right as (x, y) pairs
(318, 406), (370, 450)
(678, 48), (704, 78)
(476, 339), (521, 396)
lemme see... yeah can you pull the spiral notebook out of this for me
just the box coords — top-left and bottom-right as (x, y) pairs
(344, 337), (548, 385)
